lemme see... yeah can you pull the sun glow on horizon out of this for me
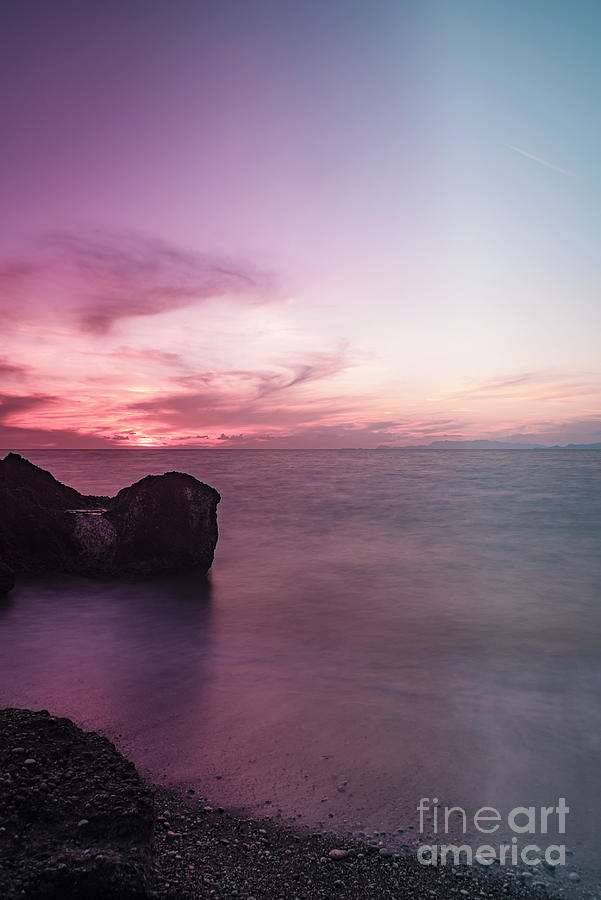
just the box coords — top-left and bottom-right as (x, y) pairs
(1, 2), (600, 448)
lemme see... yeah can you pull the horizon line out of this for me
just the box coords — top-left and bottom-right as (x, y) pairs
(3, 444), (601, 452)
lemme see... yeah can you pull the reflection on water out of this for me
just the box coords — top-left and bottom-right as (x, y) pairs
(0, 573), (214, 743)
(0, 449), (600, 882)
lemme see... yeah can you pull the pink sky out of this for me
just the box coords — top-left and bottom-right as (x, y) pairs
(1, 2), (600, 448)
(1, 228), (598, 449)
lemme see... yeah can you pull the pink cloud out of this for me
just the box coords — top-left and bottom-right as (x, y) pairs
(0, 358), (31, 378)
(0, 230), (277, 334)
(0, 393), (57, 421)
(2, 230), (600, 449)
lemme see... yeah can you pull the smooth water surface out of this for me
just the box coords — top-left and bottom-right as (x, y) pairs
(1, 449), (600, 881)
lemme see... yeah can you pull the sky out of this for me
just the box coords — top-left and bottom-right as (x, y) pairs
(1, 0), (600, 448)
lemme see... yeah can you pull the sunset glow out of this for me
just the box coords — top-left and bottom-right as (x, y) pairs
(1, 1), (600, 448)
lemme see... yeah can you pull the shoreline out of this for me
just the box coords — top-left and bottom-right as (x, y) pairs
(150, 784), (562, 898)
(1, 707), (565, 899)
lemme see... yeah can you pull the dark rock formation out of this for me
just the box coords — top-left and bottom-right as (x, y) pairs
(0, 707), (154, 899)
(0, 559), (15, 594)
(0, 453), (220, 590)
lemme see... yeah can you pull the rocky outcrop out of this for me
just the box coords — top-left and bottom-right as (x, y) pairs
(0, 453), (220, 590)
(0, 559), (15, 594)
(0, 707), (154, 899)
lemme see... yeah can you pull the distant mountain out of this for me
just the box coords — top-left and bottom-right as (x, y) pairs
(376, 440), (601, 450)
(427, 440), (545, 449)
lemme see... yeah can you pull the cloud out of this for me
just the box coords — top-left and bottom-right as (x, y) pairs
(0, 393), (56, 421)
(209, 420), (432, 449)
(256, 348), (350, 397)
(0, 358), (30, 378)
(115, 346), (187, 367)
(129, 390), (348, 431)
(439, 371), (601, 403)
(172, 347), (350, 395)
(0, 423), (118, 449)
(127, 349), (353, 432)
(508, 145), (576, 177)
(108, 430), (138, 441)
(0, 229), (277, 333)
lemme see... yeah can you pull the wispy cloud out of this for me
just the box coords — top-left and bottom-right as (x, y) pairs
(508, 145), (576, 177)
(126, 348), (354, 432)
(0, 229), (278, 334)
(438, 371), (600, 403)
(0, 358), (30, 379)
(0, 393), (56, 422)
(0, 422), (118, 449)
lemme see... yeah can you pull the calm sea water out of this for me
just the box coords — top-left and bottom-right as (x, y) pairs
(1, 449), (600, 885)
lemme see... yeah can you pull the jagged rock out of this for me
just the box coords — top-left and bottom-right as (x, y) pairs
(0, 453), (220, 589)
(0, 707), (154, 899)
(0, 559), (15, 594)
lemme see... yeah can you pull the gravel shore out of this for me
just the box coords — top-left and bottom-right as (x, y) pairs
(1, 708), (562, 899)
(151, 786), (558, 899)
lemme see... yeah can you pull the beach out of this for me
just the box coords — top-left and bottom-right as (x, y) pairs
(0, 707), (561, 899)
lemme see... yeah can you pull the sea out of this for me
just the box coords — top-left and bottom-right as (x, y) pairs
(1, 449), (600, 891)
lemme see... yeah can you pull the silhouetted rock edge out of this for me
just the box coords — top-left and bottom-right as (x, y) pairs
(0, 453), (220, 591)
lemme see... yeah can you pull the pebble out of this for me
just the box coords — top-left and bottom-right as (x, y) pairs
(24, 759), (36, 766)
(329, 849), (348, 860)
(77, 819), (89, 827)
(568, 872), (581, 882)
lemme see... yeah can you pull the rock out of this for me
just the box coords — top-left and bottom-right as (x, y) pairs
(0, 707), (154, 899)
(329, 849), (349, 860)
(0, 453), (220, 589)
(0, 559), (15, 594)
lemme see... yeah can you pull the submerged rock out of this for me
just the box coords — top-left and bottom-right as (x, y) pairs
(0, 453), (220, 589)
(0, 707), (154, 899)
